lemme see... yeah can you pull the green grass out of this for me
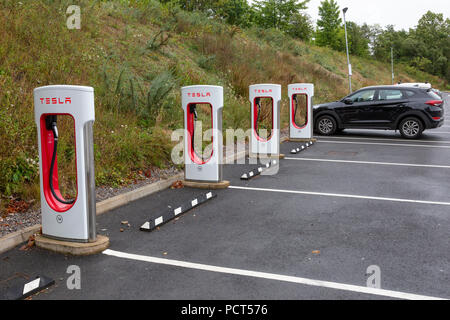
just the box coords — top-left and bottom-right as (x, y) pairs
(0, 0), (447, 213)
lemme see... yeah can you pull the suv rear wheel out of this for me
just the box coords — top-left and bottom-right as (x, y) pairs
(399, 117), (423, 139)
(316, 115), (337, 136)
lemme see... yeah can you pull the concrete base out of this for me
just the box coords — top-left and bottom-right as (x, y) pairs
(35, 234), (109, 256)
(183, 180), (230, 190)
(288, 138), (317, 143)
(249, 153), (285, 160)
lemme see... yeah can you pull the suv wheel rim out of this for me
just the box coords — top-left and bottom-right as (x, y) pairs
(319, 118), (334, 134)
(402, 120), (420, 137)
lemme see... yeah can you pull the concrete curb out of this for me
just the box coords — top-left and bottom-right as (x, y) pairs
(96, 173), (185, 216)
(35, 234), (110, 256)
(0, 174), (183, 255)
(183, 180), (230, 190)
(288, 138), (318, 143)
(0, 225), (42, 255)
(0, 140), (285, 255)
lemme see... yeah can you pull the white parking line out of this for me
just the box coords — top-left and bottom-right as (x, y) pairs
(103, 249), (446, 300)
(314, 135), (450, 144)
(317, 140), (450, 149)
(285, 157), (450, 169)
(228, 186), (450, 207)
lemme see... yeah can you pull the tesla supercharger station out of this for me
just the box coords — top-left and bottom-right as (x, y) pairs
(288, 83), (314, 140)
(181, 85), (224, 183)
(34, 85), (96, 243)
(249, 84), (281, 157)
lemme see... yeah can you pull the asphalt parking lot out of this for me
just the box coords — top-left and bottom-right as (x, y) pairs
(1, 94), (449, 300)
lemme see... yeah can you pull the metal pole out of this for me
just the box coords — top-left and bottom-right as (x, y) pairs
(391, 47), (394, 85)
(343, 8), (352, 93)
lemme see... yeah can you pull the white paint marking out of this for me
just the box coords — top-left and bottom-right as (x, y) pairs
(174, 207), (182, 216)
(23, 278), (40, 295)
(206, 192), (212, 199)
(191, 199), (198, 207)
(317, 140), (450, 149)
(141, 222), (150, 230)
(285, 157), (450, 169)
(229, 186), (450, 207)
(426, 131), (450, 134)
(102, 249), (446, 300)
(249, 172), (254, 177)
(155, 216), (163, 226)
(314, 135), (450, 144)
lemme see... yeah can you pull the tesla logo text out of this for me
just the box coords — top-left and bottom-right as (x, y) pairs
(293, 88), (308, 91)
(187, 92), (211, 97)
(254, 89), (273, 94)
(40, 97), (72, 105)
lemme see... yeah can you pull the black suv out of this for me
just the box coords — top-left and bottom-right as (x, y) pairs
(313, 85), (444, 139)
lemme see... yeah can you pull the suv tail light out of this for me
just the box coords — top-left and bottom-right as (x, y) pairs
(426, 100), (443, 107)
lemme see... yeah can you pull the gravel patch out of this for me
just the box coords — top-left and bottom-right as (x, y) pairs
(0, 166), (181, 238)
(95, 166), (181, 202)
(0, 131), (290, 238)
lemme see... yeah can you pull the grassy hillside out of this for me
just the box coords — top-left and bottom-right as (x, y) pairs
(0, 0), (447, 213)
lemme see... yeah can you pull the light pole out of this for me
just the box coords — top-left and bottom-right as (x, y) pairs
(391, 46), (395, 85)
(343, 7), (352, 93)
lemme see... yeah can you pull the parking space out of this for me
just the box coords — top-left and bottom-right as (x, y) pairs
(1, 180), (448, 300)
(1, 94), (449, 300)
(285, 132), (450, 163)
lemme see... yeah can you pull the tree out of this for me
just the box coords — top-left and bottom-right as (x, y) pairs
(347, 21), (370, 57)
(315, 0), (341, 48)
(370, 11), (450, 82)
(287, 12), (314, 41)
(414, 11), (450, 79)
(214, 0), (254, 27)
(253, 0), (310, 31)
(174, 0), (218, 12)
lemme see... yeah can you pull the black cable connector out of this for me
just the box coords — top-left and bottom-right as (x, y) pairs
(293, 95), (298, 125)
(189, 104), (206, 161)
(47, 115), (75, 205)
(255, 98), (261, 133)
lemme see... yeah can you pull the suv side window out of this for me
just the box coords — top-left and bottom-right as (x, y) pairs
(348, 90), (376, 103)
(378, 89), (403, 100)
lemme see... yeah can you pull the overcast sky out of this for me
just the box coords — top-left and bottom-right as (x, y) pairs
(304, 0), (450, 30)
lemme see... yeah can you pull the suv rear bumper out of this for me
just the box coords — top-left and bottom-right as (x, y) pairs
(429, 118), (444, 129)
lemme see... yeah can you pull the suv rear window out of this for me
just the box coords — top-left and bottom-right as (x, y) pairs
(427, 90), (441, 100)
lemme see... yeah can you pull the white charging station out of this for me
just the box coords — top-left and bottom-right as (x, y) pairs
(288, 83), (314, 140)
(34, 85), (96, 243)
(181, 85), (224, 183)
(249, 84), (281, 157)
